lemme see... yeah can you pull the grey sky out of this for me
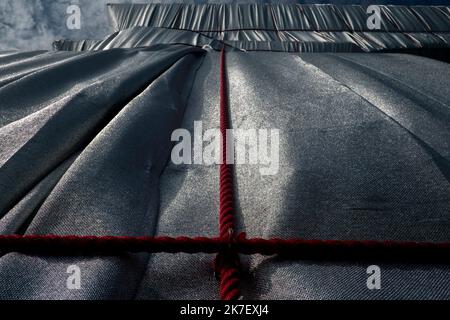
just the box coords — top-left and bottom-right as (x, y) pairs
(1, 0), (449, 51)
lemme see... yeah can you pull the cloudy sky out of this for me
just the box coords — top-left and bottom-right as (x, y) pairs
(0, 0), (448, 51)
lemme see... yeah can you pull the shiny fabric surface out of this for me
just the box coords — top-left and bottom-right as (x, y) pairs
(53, 3), (450, 53)
(53, 27), (222, 52)
(53, 27), (450, 53)
(1, 3), (449, 300)
(0, 47), (449, 299)
(106, 3), (450, 33)
(0, 45), (206, 299)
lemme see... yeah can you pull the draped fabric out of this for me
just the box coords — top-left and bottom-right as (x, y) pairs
(106, 4), (450, 33)
(53, 27), (223, 52)
(67, 3), (450, 53)
(0, 4), (449, 299)
(53, 27), (450, 53)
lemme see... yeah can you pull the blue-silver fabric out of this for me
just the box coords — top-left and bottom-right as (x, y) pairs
(0, 3), (449, 300)
(53, 4), (450, 53)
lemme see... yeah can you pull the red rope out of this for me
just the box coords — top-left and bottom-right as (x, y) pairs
(0, 234), (448, 263)
(215, 46), (241, 300)
(0, 235), (221, 254)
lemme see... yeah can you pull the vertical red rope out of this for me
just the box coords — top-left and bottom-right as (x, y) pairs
(215, 46), (241, 300)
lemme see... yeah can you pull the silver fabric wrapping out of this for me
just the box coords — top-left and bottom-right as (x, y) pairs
(52, 3), (450, 53)
(1, 3), (449, 300)
(0, 47), (449, 299)
(53, 27), (222, 52)
(106, 3), (450, 33)
(0, 45), (206, 299)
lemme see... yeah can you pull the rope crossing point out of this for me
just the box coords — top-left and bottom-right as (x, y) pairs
(0, 48), (449, 300)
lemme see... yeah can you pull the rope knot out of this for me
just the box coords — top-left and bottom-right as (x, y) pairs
(213, 229), (242, 280)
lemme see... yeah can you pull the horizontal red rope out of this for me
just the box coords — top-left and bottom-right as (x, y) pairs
(0, 235), (221, 254)
(0, 234), (448, 263)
